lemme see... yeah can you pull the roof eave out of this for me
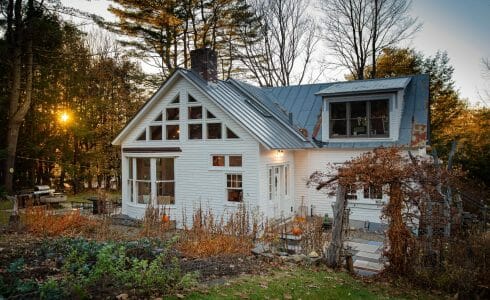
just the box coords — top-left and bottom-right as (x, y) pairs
(315, 88), (404, 97)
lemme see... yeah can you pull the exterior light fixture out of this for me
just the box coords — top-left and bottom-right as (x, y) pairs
(276, 149), (284, 159)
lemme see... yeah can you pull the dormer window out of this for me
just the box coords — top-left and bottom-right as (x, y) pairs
(330, 99), (389, 138)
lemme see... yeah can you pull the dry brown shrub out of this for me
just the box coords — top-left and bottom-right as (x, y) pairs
(140, 204), (173, 237)
(24, 206), (97, 237)
(178, 205), (256, 258)
(298, 216), (329, 255)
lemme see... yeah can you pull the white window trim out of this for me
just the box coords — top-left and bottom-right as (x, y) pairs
(322, 93), (397, 142)
(124, 154), (179, 208)
(209, 154), (243, 171)
(225, 173), (243, 204)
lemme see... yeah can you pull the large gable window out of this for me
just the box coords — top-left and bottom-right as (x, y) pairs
(330, 99), (389, 138)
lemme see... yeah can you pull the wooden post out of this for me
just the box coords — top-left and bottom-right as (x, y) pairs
(325, 184), (347, 268)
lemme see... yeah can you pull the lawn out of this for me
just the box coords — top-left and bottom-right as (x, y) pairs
(178, 266), (440, 300)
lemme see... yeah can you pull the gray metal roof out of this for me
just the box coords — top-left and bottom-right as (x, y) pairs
(316, 77), (411, 96)
(264, 83), (331, 139)
(181, 70), (314, 149)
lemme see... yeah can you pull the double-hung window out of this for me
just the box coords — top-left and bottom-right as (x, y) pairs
(227, 174), (243, 202)
(330, 99), (389, 138)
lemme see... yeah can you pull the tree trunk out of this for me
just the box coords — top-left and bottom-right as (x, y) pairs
(325, 184), (347, 268)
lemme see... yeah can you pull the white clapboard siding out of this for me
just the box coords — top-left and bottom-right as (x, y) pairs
(120, 77), (261, 227)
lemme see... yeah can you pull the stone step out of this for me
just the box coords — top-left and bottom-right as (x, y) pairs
(353, 259), (384, 272)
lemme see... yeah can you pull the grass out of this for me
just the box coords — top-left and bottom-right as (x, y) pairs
(173, 267), (440, 300)
(0, 200), (13, 225)
(66, 190), (121, 203)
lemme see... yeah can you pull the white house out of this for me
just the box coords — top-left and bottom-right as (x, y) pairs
(112, 48), (429, 229)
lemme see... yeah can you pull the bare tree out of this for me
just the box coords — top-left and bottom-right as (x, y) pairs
(321, 0), (421, 80)
(239, 0), (319, 86)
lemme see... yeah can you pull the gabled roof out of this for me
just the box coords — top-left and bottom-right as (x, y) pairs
(113, 70), (428, 150)
(112, 69), (314, 149)
(316, 77), (411, 96)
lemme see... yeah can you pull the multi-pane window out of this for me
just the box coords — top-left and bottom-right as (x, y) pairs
(211, 155), (242, 168)
(128, 157), (176, 205)
(156, 158), (175, 205)
(135, 158), (151, 204)
(227, 174), (243, 202)
(330, 99), (389, 138)
(346, 185), (358, 200)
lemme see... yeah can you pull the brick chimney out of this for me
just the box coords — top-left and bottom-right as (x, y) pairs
(190, 48), (218, 82)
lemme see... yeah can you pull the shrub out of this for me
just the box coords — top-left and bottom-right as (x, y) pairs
(24, 206), (97, 237)
(177, 205), (256, 258)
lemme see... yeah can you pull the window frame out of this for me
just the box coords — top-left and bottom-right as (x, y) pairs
(226, 173), (243, 203)
(209, 154), (243, 170)
(126, 155), (177, 207)
(325, 94), (393, 140)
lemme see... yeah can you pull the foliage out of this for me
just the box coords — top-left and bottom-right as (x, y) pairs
(373, 48), (489, 185)
(310, 147), (463, 271)
(321, 0), (421, 80)
(178, 205), (257, 258)
(106, 0), (261, 81)
(1, 236), (197, 299)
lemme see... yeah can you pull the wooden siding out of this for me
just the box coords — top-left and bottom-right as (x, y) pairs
(120, 77), (261, 227)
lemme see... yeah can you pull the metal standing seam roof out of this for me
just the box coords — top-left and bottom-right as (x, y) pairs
(316, 77), (411, 96)
(264, 83), (331, 139)
(181, 70), (314, 149)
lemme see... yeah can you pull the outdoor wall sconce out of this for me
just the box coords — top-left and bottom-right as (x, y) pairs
(275, 149), (284, 159)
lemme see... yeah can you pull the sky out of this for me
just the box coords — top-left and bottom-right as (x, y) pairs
(62, 0), (490, 106)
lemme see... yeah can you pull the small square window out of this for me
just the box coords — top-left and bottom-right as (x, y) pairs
(150, 125), (162, 140)
(212, 155), (225, 167)
(166, 125), (179, 140)
(188, 124), (202, 139)
(207, 123), (222, 139)
(229, 155), (242, 167)
(166, 107), (179, 120)
(188, 106), (202, 119)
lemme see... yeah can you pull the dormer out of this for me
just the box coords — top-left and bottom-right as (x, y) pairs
(316, 76), (428, 147)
